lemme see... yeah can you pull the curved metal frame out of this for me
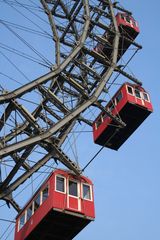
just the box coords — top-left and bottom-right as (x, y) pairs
(0, 0), (141, 211)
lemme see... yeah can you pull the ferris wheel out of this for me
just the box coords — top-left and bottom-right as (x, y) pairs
(0, 0), (152, 239)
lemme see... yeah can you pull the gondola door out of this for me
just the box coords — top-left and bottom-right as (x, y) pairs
(67, 177), (81, 211)
(134, 88), (145, 106)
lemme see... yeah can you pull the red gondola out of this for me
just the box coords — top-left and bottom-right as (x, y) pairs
(14, 169), (95, 240)
(94, 13), (140, 60)
(116, 12), (140, 38)
(93, 83), (153, 150)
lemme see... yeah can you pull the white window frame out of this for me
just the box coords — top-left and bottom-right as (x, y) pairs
(55, 175), (66, 194)
(82, 183), (93, 202)
(18, 212), (26, 232)
(24, 210), (27, 224)
(26, 202), (34, 222)
(33, 192), (41, 214)
(134, 89), (142, 99)
(143, 92), (150, 102)
(130, 19), (134, 28)
(126, 85), (134, 96)
(42, 184), (49, 203)
(68, 179), (79, 199)
(94, 122), (98, 130)
(125, 15), (131, 24)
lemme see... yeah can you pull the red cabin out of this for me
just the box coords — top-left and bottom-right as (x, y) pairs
(93, 83), (153, 150)
(14, 169), (95, 240)
(116, 13), (140, 38)
(94, 13), (140, 60)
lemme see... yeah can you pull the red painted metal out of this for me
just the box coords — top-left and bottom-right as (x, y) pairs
(93, 83), (153, 150)
(116, 13), (140, 37)
(14, 169), (95, 240)
(94, 13), (140, 61)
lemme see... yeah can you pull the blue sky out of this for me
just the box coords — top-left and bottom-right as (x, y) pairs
(0, 1), (160, 239)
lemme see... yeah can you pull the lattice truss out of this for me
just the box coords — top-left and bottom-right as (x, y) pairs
(0, 0), (142, 211)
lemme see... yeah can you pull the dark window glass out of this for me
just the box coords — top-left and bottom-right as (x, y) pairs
(69, 180), (78, 197)
(42, 186), (49, 202)
(135, 89), (141, 98)
(34, 194), (40, 212)
(121, 14), (125, 20)
(26, 204), (32, 221)
(126, 16), (131, 23)
(56, 176), (65, 192)
(19, 214), (25, 230)
(83, 184), (91, 200)
(116, 91), (122, 104)
(143, 92), (149, 101)
(127, 86), (133, 95)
